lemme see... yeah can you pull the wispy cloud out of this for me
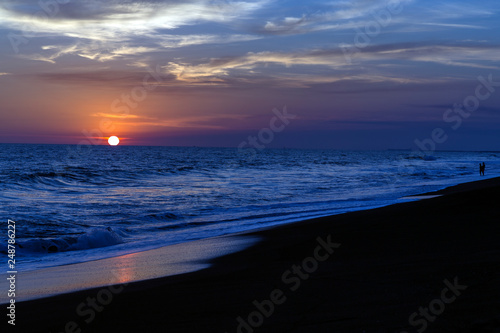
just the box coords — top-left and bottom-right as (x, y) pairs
(256, 0), (414, 35)
(369, 43), (500, 69)
(91, 113), (141, 120)
(91, 112), (192, 128)
(0, 0), (266, 64)
(0, 0), (269, 64)
(157, 34), (261, 48)
(426, 3), (495, 19)
(35, 69), (175, 86)
(419, 23), (487, 30)
(0, 0), (269, 39)
(255, 0), (498, 37)
(31, 41), (500, 90)
(162, 42), (500, 86)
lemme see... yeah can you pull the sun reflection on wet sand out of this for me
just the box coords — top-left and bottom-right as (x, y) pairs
(5, 235), (260, 303)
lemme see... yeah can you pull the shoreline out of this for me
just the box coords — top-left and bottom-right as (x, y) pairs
(5, 171), (498, 274)
(15, 173), (497, 274)
(0, 235), (260, 304)
(6, 174), (490, 295)
(8, 176), (500, 332)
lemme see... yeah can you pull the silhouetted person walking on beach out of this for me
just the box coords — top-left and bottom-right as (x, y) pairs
(480, 162), (485, 176)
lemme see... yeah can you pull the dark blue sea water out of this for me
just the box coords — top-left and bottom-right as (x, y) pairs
(1, 144), (499, 271)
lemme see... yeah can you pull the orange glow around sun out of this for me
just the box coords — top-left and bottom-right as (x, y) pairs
(108, 136), (120, 146)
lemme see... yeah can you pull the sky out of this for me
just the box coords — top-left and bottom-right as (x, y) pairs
(0, 0), (499, 150)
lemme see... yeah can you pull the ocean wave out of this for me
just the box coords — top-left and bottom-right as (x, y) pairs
(146, 212), (182, 220)
(177, 166), (195, 172)
(6, 168), (147, 188)
(403, 155), (438, 161)
(15, 227), (124, 254)
(8, 170), (96, 186)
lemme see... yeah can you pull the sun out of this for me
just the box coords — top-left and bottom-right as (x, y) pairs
(108, 136), (120, 146)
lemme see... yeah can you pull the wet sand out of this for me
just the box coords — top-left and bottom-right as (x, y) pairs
(0, 235), (260, 303)
(9, 177), (500, 332)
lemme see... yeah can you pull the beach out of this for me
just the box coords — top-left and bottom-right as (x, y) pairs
(9, 176), (500, 332)
(2, 0), (500, 331)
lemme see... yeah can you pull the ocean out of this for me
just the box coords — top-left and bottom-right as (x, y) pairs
(1, 144), (499, 272)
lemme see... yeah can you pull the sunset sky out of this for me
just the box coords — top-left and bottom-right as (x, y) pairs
(1, 0), (499, 150)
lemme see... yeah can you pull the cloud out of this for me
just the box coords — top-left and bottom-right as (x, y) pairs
(256, 0), (413, 35)
(34, 69), (175, 86)
(91, 113), (141, 119)
(365, 43), (500, 69)
(30, 41), (500, 91)
(0, 0), (265, 64)
(255, 0), (497, 37)
(426, 3), (495, 19)
(156, 34), (261, 48)
(90, 111), (185, 128)
(92, 111), (236, 129)
(260, 15), (314, 35)
(163, 49), (350, 83)
(0, 0), (269, 38)
(20, 33), (261, 64)
(0, 0), (269, 63)
(162, 42), (500, 87)
(21, 31), (262, 64)
(419, 23), (487, 30)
